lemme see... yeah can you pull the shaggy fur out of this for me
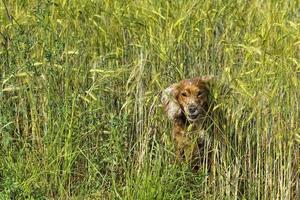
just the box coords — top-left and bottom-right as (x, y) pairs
(161, 76), (213, 166)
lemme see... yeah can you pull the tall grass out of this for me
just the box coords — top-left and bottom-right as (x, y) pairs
(0, 0), (299, 199)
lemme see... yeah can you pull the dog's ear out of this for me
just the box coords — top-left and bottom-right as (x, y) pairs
(161, 83), (182, 120)
(200, 75), (215, 84)
(195, 75), (215, 90)
(194, 75), (216, 102)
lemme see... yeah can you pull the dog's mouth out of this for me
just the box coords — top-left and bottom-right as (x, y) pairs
(187, 113), (200, 121)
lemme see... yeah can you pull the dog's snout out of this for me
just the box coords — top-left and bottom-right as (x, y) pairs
(188, 105), (197, 113)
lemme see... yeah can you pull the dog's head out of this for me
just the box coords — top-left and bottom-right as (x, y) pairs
(161, 76), (213, 122)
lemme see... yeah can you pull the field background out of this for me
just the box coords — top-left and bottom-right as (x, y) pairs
(0, 0), (299, 199)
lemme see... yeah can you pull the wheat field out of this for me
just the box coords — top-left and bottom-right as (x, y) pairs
(0, 0), (299, 199)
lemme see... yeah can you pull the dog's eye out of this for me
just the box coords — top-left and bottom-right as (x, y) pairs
(181, 92), (188, 97)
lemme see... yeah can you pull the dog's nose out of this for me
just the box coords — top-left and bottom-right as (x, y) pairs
(188, 105), (197, 113)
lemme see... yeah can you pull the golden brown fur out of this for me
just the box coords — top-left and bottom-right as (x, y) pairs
(161, 76), (213, 166)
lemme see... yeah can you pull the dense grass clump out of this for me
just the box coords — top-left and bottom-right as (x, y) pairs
(0, 0), (299, 199)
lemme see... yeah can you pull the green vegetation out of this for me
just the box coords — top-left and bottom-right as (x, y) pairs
(0, 0), (299, 199)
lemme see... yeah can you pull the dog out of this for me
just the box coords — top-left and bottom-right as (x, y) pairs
(161, 76), (214, 167)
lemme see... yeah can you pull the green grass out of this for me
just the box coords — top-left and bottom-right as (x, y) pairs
(0, 0), (299, 199)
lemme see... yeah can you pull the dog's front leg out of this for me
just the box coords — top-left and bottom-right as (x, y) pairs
(172, 124), (188, 163)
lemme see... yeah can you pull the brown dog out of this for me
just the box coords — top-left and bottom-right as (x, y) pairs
(161, 76), (213, 166)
